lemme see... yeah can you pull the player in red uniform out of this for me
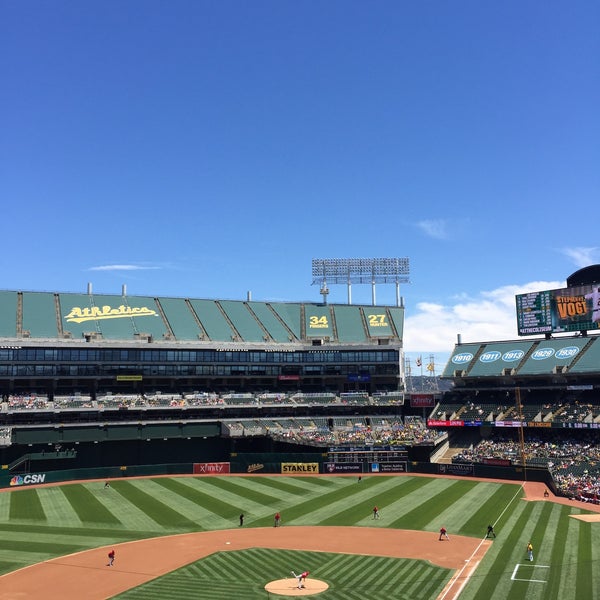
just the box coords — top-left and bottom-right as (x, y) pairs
(291, 570), (310, 589)
(107, 549), (115, 566)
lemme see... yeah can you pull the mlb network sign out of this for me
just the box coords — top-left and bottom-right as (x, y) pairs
(10, 473), (46, 487)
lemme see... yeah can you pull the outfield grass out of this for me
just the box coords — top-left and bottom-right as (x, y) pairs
(0, 475), (598, 599)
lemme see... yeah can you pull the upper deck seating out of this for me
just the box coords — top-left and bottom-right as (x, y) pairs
(159, 297), (202, 340)
(332, 305), (367, 342)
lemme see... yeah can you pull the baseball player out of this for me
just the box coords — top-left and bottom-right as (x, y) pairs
(291, 570), (309, 589)
(585, 287), (600, 323)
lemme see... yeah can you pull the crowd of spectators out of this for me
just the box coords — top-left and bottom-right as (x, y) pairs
(452, 431), (600, 503)
(1, 390), (406, 411)
(266, 415), (445, 447)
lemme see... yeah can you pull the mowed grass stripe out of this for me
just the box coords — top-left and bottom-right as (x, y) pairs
(298, 475), (406, 524)
(112, 481), (199, 529)
(456, 483), (521, 537)
(351, 554), (383, 586)
(555, 514), (582, 600)
(0, 538), (83, 554)
(86, 483), (164, 532)
(148, 477), (242, 520)
(9, 489), (46, 521)
(184, 478), (280, 519)
(0, 493), (11, 522)
(247, 477), (392, 526)
(316, 476), (432, 526)
(234, 474), (346, 504)
(61, 484), (122, 524)
(576, 520), (592, 600)
(524, 500), (558, 600)
(591, 517), (600, 598)
(0, 561), (22, 574)
(0, 522), (158, 539)
(468, 500), (535, 600)
(188, 477), (281, 506)
(545, 504), (576, 600)
(144, 478), (234, 526)
(244, 475), (339, 496)
(365, 477), (452, 528)
(32, 487), (82, 527)
(390, 479), (479, 530)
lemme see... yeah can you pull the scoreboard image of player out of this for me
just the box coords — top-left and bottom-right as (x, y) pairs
(516, 284), (600, 335)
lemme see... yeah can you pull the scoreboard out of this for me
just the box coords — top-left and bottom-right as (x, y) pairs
(516, 284), (600, 336)
(516, 290), (553, 334)
(327, 446), (408, 463)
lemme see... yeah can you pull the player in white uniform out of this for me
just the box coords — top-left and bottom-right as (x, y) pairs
(584, 287), (600, 324)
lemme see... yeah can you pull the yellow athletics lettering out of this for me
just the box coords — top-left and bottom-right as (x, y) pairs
(65, 304), (158, 323)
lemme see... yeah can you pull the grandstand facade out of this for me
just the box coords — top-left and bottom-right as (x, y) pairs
(0, 289), (404, 396)
(0, 289), (413, 471)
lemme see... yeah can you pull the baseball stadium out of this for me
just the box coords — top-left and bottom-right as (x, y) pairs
(1, 261), (599, 599)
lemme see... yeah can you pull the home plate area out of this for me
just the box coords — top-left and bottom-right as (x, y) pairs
(265, 576), (329, 596)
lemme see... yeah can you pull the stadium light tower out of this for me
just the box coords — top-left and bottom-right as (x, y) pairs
(311, 257), (410, 306)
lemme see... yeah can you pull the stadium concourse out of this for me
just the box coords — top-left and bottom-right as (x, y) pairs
(0, 278), (599, 499)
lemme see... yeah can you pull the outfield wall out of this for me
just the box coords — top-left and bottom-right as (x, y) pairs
(0, 453), (556, 492)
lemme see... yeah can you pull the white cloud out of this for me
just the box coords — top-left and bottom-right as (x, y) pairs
(416, 219), (449, 240)
(560, 247), (599, 268)
(88, 264), (161, 272)
(403, 280), (564, 359)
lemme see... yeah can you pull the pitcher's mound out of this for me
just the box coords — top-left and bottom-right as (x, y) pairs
(265, 577), (329, 596)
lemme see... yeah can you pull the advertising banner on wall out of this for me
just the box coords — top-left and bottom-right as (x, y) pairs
(370, 462), (408, 473)
(323, 462), (362, 473)
(438, 463), (474, 476)
(281, 463), (319, 474)
(427, 419), (465, 427)
(410, 394), (436, 408)
(193, 462), (231, 474)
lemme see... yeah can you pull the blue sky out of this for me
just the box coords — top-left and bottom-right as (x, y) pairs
(1, 1), (599, 370)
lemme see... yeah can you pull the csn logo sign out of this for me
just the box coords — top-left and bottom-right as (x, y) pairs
(452, 352), (473, 365)
(10, 474), (46, 486)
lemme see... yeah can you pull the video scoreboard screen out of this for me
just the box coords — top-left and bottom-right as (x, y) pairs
(516, 284), (600, 335)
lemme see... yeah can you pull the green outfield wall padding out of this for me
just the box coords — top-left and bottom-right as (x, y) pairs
(13, 428), (60, 444)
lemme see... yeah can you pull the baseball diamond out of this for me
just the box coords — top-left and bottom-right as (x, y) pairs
(0, 267), (599, 598)
(0, 475), (598, 599)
